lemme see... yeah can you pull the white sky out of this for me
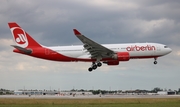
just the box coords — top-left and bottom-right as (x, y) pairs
(0, 0), (180, 91)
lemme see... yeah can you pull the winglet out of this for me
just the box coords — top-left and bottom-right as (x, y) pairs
(73, 29), (81, 36)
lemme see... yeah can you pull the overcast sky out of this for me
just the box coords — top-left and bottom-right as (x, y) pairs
(0, 0), (180, 91)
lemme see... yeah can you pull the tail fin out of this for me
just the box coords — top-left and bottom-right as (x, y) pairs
(8, 22), (42, 48)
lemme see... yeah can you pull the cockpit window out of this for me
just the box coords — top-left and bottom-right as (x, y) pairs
(164, 46), (168, 48)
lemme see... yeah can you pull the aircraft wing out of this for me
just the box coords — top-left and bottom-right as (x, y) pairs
(73, 29), (115, 60)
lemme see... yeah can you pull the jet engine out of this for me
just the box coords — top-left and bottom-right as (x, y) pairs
(112, 52), (130, 61)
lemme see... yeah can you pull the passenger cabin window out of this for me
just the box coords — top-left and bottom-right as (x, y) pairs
(164, 46), (168, 48)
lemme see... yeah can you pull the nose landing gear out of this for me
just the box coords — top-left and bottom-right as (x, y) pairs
(154, 60), (157, 64)
(154, 58), (157, 65)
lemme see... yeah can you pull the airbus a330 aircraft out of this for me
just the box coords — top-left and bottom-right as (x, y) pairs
(8, 22), (172, 72)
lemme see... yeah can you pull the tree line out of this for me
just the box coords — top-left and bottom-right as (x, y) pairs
(71, 87), (180, 95)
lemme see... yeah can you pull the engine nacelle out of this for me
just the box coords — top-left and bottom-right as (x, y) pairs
(112, 52), (130, 61)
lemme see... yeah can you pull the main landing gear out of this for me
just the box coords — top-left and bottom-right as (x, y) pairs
(88, 62), (102, 72)
(154, 58), (157, 65)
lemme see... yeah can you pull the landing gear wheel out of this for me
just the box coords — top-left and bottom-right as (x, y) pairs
(97, 62), (102, 67)
(88, 61), (102, 72)
(88, 67), (93, 72)
(92, 65), (97, 69)
(154, 61), (157, 64)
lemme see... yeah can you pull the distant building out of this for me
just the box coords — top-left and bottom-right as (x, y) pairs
(157, 91), (176, 95)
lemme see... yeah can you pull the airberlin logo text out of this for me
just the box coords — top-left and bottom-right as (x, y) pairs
(11, 27), (28, 48)
(126, 45), (156, 51)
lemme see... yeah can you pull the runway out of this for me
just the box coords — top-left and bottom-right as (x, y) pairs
(1, 95), (180, 99)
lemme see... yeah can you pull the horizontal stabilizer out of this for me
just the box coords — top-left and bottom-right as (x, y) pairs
(11, 45), (32, 54)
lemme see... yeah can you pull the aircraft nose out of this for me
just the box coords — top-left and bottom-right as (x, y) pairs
(168, 48), (172, 53)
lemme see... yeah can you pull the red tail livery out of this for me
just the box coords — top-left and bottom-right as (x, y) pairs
(9, 23), (41, 48)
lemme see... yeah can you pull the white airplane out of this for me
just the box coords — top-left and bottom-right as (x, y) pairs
(8, 22), (172, 72)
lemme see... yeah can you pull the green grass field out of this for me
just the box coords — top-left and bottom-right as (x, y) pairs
(0, 98), (180, 107)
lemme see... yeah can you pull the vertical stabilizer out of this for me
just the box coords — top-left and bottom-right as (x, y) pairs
(8, 22), (42, 48)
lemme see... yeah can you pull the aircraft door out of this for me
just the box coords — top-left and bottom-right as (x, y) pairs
(156, 46), (161, 51)
(153, 45), (161, 56)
